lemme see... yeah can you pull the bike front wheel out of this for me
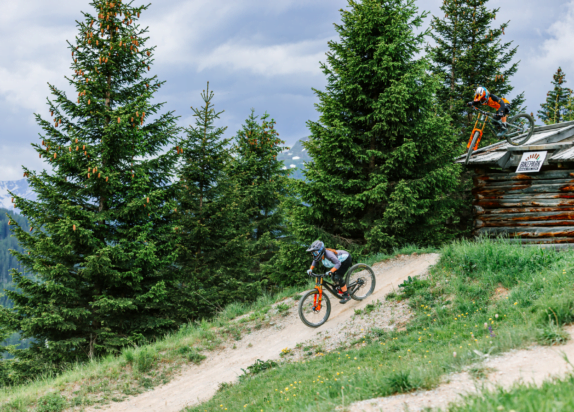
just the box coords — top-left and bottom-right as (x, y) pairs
(505, 113), (535, 146)
(345, 264), (376, 301)
(465, 131), (480, 165)
(298, 289), (331, 328)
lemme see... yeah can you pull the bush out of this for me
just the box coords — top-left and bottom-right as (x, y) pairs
(536, 319), (569, 346)
(240, 359), (278, 380)
(384, 370), (415, 395)
(36, 393), (66, 412)
(398, 276), (429, 298)
(136, 348), (157, 373)
(177, 346), (206, 365)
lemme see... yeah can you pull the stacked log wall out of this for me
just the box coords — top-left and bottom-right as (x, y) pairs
(473, 169), (574, 243)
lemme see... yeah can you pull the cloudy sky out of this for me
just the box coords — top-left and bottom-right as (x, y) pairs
(0, 0), (573, 181)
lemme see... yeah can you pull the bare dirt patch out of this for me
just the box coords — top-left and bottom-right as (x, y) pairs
(350, 325), (574, 412)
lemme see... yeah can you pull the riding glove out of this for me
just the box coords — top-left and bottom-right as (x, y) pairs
(307, 269), (313, 276)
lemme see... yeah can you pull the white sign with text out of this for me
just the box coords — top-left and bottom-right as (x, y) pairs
(515, 151), (547, 173)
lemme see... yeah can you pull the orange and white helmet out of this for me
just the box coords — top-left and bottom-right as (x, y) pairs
(474, 86), (489, 104)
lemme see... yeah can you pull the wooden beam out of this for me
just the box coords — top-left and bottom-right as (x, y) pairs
(473, 183), (574, 196)
(475, 219), (574, 228)
(475, 226), (574, 237)
(474, 199), (574, 208)
(474, 170), (574, 181)
(474, 205), (574, 215)
(475, 193), (574, 200)
(479, 211), (574, 221)
(474, 178), (574, 188)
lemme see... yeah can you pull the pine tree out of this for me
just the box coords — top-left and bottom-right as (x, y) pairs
(538, 67), (573, 125)
(295, 0), (461, 255)
(174, 85), (260, 320)
(232, 111), (289, 270)
(428, 0), (524, 145)
(5, 0), (180, 369)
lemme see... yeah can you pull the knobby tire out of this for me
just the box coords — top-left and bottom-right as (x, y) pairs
(298, 289), (331, 328)
(345, 264), (376, 301)
(465, 131), (481, 165)
(505, 113), (535, 146)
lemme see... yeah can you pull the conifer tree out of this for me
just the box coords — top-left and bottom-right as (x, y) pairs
(428, 0), (523, 145)
(232, 111), (289, 269)
(295, 0), (460, 254)
(538, 67), (573, 125)
(174, 86), (260, 320)
(4, 0), (180, 368)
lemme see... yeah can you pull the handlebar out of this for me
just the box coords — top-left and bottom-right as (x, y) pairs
(308, 271), (329, 278)
(470, 106), (493, 117)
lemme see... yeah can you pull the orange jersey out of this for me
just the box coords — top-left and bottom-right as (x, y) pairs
(483, 94), (510, 111)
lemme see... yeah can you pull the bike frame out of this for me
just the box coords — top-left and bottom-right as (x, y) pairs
(311, 272), (363, 311)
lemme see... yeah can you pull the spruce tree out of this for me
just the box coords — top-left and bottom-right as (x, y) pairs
(174, 85), (260, 320)
(538, 67), (573, 125)
(232, 111), (289, 270)
(428, 0), (523, 145)
(5, 0), (180, 368)
(296, 0), (460, 254)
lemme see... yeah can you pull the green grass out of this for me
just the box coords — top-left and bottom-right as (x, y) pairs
(187, 238), (574, 411)
(0, 285), (305, 411)
(6, 240), (561, 412)
(444, 374), (574, 411)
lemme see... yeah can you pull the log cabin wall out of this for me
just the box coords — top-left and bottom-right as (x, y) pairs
(473, 169), (574, 244)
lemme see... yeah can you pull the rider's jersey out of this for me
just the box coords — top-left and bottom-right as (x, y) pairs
(472, 94), (510, 112)
(312, 249), (350, 271)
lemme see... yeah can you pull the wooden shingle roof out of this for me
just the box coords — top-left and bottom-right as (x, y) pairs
(456, 121), (574, 168)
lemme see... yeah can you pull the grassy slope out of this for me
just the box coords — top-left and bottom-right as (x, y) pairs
(0, 247), (428, 412)
(445, 375), (574, 412)
(188, 239), (574, 412)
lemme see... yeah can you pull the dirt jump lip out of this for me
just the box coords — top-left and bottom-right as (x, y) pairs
(85, 253), (440, 412)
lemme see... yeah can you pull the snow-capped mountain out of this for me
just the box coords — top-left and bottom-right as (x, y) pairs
(277, 137), (311, 180)
(0, 180), (36, 210)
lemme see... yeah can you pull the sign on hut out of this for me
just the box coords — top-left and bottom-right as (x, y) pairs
(457, 121), (574, 246)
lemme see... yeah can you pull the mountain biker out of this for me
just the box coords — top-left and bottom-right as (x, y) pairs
(467, 86), (511, 131)
(306, 240), (352, 304)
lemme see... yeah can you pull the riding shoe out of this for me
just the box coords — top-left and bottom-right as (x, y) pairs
(340, 291), (351, 304)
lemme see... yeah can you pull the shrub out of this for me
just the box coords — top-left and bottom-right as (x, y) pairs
(384, 370), (415, 395)
(240, 359), (278, 380)
(136, 348), (157, 373)
(537, 319), (569, 346)
(36, 393), (66, 412)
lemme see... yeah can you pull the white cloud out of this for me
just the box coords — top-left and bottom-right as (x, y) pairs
(197, 39), (327, 76)
(0, 145), (47, 181)
(535, 1), (574, 71)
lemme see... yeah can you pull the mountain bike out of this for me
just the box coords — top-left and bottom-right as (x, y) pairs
(465, 107), (535, 165)
(298, 264), (376, 328)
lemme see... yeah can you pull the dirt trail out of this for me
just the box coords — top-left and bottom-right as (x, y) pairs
(350, 325), (574, 412)
(87, 253), (439, 412)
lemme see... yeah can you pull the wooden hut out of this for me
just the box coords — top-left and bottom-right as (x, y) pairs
(457, 120), (574, 245)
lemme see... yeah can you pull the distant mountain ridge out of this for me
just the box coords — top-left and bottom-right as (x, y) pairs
(277, 137), (310, 180)
(0, 180), (36, 210)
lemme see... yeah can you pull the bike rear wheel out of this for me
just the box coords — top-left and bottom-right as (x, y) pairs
(298, 289), (331, 328)
(465, 131), (480, 165)
(505, 113), (535, 146)
(345, 264), (376, 301)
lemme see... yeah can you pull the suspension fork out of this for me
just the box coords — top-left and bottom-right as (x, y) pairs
(313, 277), (323, 311)
(467, 113), (488, 150)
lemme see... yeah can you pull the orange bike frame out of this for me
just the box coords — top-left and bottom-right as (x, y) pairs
(467, 113), (488, 151)
(313, 277), (323, 311)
